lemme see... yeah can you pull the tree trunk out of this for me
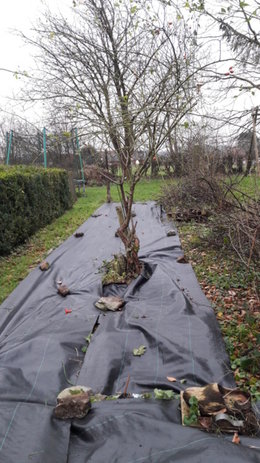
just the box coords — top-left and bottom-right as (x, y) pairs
(246, 131), (254, 176)
(116, 184), (142, 278)
(105, 150), (111, 203)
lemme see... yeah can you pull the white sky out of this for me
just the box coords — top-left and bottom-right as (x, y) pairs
(0, 0), (259, 135)
(0, 0), (72, 122)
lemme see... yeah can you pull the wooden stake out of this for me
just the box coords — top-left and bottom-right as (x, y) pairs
(123, 375), (130, 397)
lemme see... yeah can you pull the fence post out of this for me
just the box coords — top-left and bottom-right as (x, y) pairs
(37, 131), (42, 158)
(6, 130), (13, 165)
(43, 127), (47, 168)
(74, 128), (85, 189)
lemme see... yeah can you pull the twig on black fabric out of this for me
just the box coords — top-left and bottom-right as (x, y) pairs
(123, 375), (130, 397)
(62, 361), (75, 386)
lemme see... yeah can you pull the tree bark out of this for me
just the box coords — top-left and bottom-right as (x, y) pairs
(116, 184), (142, 277)
(105, 150), (111, 203)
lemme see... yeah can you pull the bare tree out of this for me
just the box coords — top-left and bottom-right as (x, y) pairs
(21, 0), (200, 278)
(191, 0), (260, 92)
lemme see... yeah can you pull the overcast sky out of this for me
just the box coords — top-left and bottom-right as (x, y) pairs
(0, 0), (259, 134)
(0, 0), (72, 122)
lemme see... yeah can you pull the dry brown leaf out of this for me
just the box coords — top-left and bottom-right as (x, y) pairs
(199, 416), (212, 430)
(232, 432), (240, 445)
(167, 376), (177, 382)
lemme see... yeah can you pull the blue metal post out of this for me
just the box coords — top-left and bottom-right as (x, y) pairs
(6, 130), (13, 165)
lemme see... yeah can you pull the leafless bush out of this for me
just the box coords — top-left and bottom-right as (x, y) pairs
(159, 172), (231, 219)
(159, 172), (260, 272)
(83, 165), (110, 186)
(210, 200), (260, 270)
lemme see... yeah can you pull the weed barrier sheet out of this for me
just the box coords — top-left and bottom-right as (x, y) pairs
(0, 202), (259, 462)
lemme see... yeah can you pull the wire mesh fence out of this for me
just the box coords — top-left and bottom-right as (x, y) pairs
(4, 128), (84, 181)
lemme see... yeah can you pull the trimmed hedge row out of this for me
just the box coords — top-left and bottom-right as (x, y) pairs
(0, 165), (73, 255)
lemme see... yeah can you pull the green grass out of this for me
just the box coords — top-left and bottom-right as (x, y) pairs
(0, 179), (164, 304)
(237, 174), (260, 197)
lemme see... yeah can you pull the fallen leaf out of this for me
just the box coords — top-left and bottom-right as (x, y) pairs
(199, 416), (212, 430)
(167, 376), (177, 382)
(65, 308), (72, 314)
(133, 345), (146, 356)
(228, 290), (236, 297)
(232, 432), (240, 444)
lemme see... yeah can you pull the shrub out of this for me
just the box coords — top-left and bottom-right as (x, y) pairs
(0, 165), (73, 254)
(159, 173), (260, 273)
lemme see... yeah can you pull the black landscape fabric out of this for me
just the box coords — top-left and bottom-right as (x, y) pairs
(0, 202), (259, 463)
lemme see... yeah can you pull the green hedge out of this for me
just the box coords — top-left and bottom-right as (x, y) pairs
(0, 165), (73, 255)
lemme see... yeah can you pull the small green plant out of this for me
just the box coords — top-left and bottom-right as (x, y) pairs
(153, 389), (178, 400)
(183, 396), (200, 425)
(69, 388), (85, 395)
(133, 345), (146, 356)
(81, 332), (93, 353)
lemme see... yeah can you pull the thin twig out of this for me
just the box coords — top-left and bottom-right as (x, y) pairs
(123, 375), (130, 397)
(62, 361), (75, 386)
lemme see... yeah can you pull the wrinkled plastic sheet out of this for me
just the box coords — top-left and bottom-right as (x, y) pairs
(0, 201), (259, 463)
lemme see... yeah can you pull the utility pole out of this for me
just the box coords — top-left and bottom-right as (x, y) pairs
(252, 106), (259, 176)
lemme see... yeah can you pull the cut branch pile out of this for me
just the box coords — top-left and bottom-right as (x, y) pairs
(159, 173), (260, 273)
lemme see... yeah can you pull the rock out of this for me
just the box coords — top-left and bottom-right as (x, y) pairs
(54, 386), (92, 420)
(39, 261), (50, 271)
(167, 230), (176, 237)
(74, 232), (84, 238)
(57, 386), (92, 400)
(177, 255), (188, 264)
(58, 285), (70, 297)
(95, 296), (125, 312)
